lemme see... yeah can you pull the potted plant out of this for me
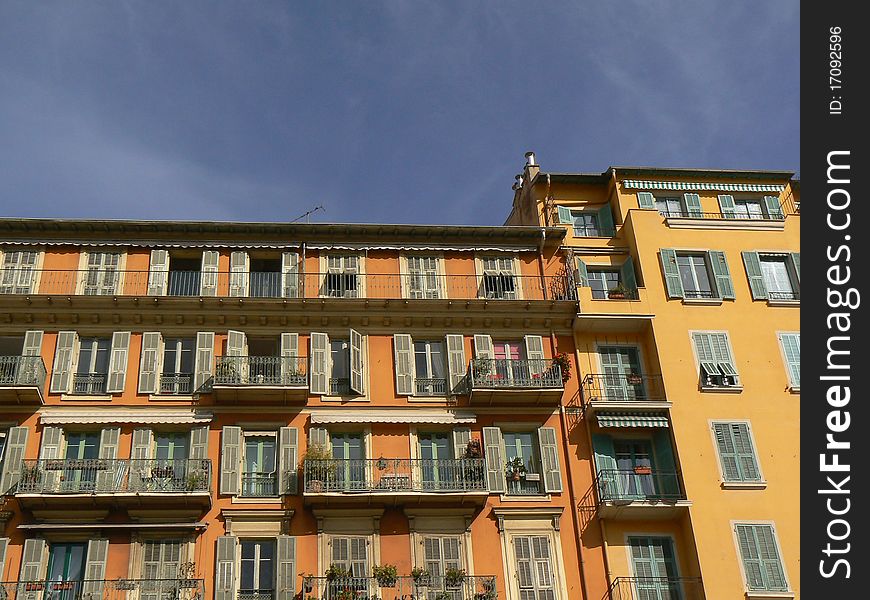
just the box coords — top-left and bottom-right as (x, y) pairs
(186, 470), (209, 490)
(372, 564), (398, 587)
(215, 359), (239, 383)
(633, 465), (652, 475)
(627, 372), (643, 385)
(444, 567), (466, 587)
(505, 456), (527, 481)
(304, 444), (335, 492)
(551, 353), (571, 384)
(607, 283), (627, 299)
(411, 566), (431, 587)
(464, 439), (482, 459)
(325, 564), (350, 582)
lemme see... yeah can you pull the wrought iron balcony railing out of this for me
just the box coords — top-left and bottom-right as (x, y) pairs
(0, 355), (47, 390)
(15, 459), (212, 495)
(304, 458), (487, 494)
(238, 590), (274, 600)
(658, 209), (785, 221)
(72, 373), (107, 395)
(608, 576), (704, 600)
(767, 289), (800, 301)
(505, 459), (545, 496)
(302, 575), (497, 600)
(0, 578), (206, 600)
(467, 359), (563, 390)
(214, 356), (308, 386)
(159, 372), (193, 395)
(581, 373), (667, 404)
(594, 469), (685, 504)
(414, 377), (447, 396)
(241, 471), (277, 497)
(0, 269), (574, 302)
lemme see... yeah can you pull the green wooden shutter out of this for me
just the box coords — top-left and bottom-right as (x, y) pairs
(0, 426), (29, 494)
(482, 426), (505, 493)
(229, 250), (249, 297)
(138, 332), (162, 394)
(349, 328), (365, 395)
(575, 258), (589, 287)
(742, 252), (768, 300)
(659, 249), (684, 298)
(707, 251), (735, 299)
(736, 525), (787, 591)
(537, 426), (563, 493)
(557, 206), (572, 224)
(597, 204), (615, 235)
(393, 334), (414, 396)
(452, 428), (471, 459)
(106, 331), (131, 393)
(309, 332), (330, 395)
(276, 535), (297, 600)
(683, 193), (702, 217)
(147, 249), (170, 296)
(215, 535), (237, 600)
(636, 192), (655, 209)
(19, 538), (46, 582)
(621, 257), (637, 292)
(718, 194), (737, 218)
(49, 331), (78, 393)
(779, 333), (800, 387)
(652, 430), (679, 495)
(712, 423), (741, 481)
(591, 434), (617, 498)
(199, 250), (220, 296)
(96, 427), (121, 491)
(763, 196), (784, 220)
(279, 426), (299, 495)
(220, 426), (241, 496)
(81, 539), (110, 596)
(789, 252), (800, 283)
(194, 332), (215, 391)
(731, 423), (761, 481)
(755, 525), (788, 590)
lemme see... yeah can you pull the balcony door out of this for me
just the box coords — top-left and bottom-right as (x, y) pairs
(61, 432), (100, 493)
(628, 537), (682, 600)
(599, 346), (644, 401)
(329, 536), (370, 596)
(240, 540), (276, 600)
(614, 440), (656, 499)
(153, 432), (189, 489)
(331, 433), (365, 490)
(422, 536), (462, 599)
(418, 433), (453, 490)
(75, 337), (111, 394)
(493, 341), (524, 384)
(503, 432), (542, 495)
(141, 540), (184, 600)
(46, 542), (86, 599)
(243, 435), (277, 497)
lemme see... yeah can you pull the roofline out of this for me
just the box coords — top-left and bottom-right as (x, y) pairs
(528, 166), (796, 186)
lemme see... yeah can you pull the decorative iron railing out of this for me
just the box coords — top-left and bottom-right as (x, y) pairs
(159, 372), (193, 395)
(301, 575), (497, 600)
(467, 359), (563, 389)
(658, 209), (785, 221)
(581, 374), (667, 403)
(214, 356), (308, 386)
(414, 377), (447, 396)
(504, 460), (545, 496)
(15, 459), (212, 495)
(303, 458), (487, 494)
(0, 578), (205, 600)
(0, 355), (47, 391)
(608, 576), (704, 600)
(241, 472), (277, 497)
(72, 373), (107, 395)
(594, 469), (685, 503)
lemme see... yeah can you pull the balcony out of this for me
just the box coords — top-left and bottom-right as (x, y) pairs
(0, 355), (47, 404)
(71, 373), (107, 395)
(594, 468), (690, 519)
(414, 377), (447, 396)
(466, 359), (564, 405)
(15, 458), (212, 508)
(212, 356), (308, 402)
(302, 575), (497, 600)
(0, 579), (206, 600)
(241, 471), (278, 497)
(159, 372), (194, 395)
(608, 577), (704, 600)
(581, 374), (670, 418)
(0, 269), (575, 302)
(303, 458), (487, 502)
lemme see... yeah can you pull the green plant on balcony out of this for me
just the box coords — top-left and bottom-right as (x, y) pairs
(215, 360), (239, 383)
(304, 443), (336, 492)
(177, 561), (199, 588)
(325, 564), (350, 582)
(505, 456), (527, 481)
(464, 439), (482, 459)
(185, 470), (209, 490)
(472, 359), (492, 381)
(551, 353), (571, 384)
(115, 579), (137, 591)
(607, 283), (628, 299)
(411, 566), (431, 586)
(372, 564), (398, 587)
(302, 574), (315, 593)
(444, 567), (466, 587)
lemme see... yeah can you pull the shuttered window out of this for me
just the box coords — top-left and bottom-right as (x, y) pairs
(331, 536), (368, 578)
(422, 536), (463, 594)
(82, 252), (122, 295)
(734, 524), (788, 592)
(0, 250), (39, 294)
(692, 332), (739, 387)
(142, 540), (183, 600)
(513, 535), (556, 600)
(712, 422), (762, 482)
(778, 333), (800, 387)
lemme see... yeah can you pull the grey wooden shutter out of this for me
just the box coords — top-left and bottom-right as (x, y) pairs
(276, 535), (297, 600)
(39, 426), (63, 491)
(349, 328), (365, 395)
(106, 331), (131, 393)
(309, 332), (330, 395)
(147, 249), (170, 296)
(718, 194), (737, 218)
(707, 251), (735, 299)
(636, 192), (655, 209)
(445, 334), (467, 395)
(138, 332), (163, 394)
(713, 423), (741, 481)
(19, 538), (46, 582)
(279, 426), (298, 495)
(763, 196), (784, 220)
(81, 539), (109, 596)
(229, 251), (249, 297)
(19, 330), (44, 385)
(659, 249), (684, 298)
(199, 250), (220, 296)
(96, 427), (121, 491)
(282, 251), (300, 298)
(0, 538), (8, 581)
(482, 426), (505, 493)
(220, 426), (241, 495)
(0, 426), (29, 494)
(729, 423), (761, 481)
(557, 206), (572, 224)
(537, 427), (563, 493)
(574, 258), (589, 287)
(524, 335), (545, 376)
(597, 204), (615, 234)
(789, 252), (800, 283)
(190, 426), (210, 460)
(621, 257), (637, 291)
(50, 331), (78, 393)
(22, 330), (43, 357)
(683, 193), (702, 217)
(194, 332), (215, 391)
(130, 427), (153, 491)
(452, 428), (471, 459)
(473, 334), (494, 360)
(226, 330), (247, 357)
(393, 334), (414, 395)
(741, 251), (768, 300)
(308, 427), (329, 449)
(215, 535), (238, 600)
(280, 333), (299, 384)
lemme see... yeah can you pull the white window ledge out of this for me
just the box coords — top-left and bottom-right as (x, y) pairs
(231, 496), (283, 505)
(721, 481), (767, 490)
(745, 591), (795, 600)
(666, 217), (786, 231)
(766, 299), (800, 307)
(61, 394), (113, 402)
(149, 394), (196, 402)
(682, 297), (724, 306)
(499, 494), (552, 503)
(700, 385), (744, 393)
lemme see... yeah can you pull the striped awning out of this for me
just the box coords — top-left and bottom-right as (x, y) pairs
(596, 412), (669, 428)
(621, 180), (785, 193)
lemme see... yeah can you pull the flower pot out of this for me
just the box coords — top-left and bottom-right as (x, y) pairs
(511, 472), (522, 481)
(308, 479), (324, 493)
(633, 466), (652, 475)
(627, 375), (643, 385)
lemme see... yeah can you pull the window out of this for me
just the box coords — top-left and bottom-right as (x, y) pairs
(557, 205), (615, 237)
(733, 199), (765, 219)
(329, 536), (369, 581)
(691, 332), (739, 388)
(598, 346), (645, 401)
(248, 257), (282, 298)
(628, 537), (682, 598)
(480, 257), (517, 299)
(61, 431), (100, 492)
(654, 196), (685, 217)
(713, 423), (762, 483)
(414, 340), (446, 396)
(309, 330), (365, 396)
(242, 434), (278, 497)
(571, 212), (600, 237)
(504, 431), (543, 495)
(418, 433), (455, 490)
(406, 256), (441, 299)
(760, 256), (799, 300)
(82, 252), (121, 295)
(422, 536), (463, 598)
(778, 333), (800, 388)
(240, 540), (275, 598)
(74, 337), (111, 394)
(330, 339), (351, 395)
(720, 195), (784, 220)
(47, 542), (86, 586)
(324, 255), (360, 298)
(677, 254), (715, 299)
(660, 249), (734, 300)
(587, 269), (620, 299)
(161, 337), (195, 394)
(513, 535), (556, 600)
(0, 250), (39, 294)
(330, 432), (365, 490)
(734, 524), (788, 592)
(167, 257), (202, 297)
(142, 540), (184, 599)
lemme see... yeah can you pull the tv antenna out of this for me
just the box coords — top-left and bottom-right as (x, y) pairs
(291, 205), (325, 224)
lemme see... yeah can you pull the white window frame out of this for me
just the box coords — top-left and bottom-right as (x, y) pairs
(758, 253), (799, 301)
(240, 430), (279, 498)
(0, 248), (44, 294)
(730, 521), (792, 595)
(776, 332), (800, 390)
(653, 195), (687, 217)
(675, 252), (716, 299)
(238, 538), (277, 594)
(708, 420), (766, 488)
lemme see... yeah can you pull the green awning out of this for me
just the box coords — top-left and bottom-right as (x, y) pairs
(596, 412), (669, 428)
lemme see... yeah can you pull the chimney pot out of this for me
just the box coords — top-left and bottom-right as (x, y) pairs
(524, 151), (537, 167)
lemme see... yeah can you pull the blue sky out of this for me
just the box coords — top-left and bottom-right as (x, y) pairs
(0, 1), (799, 225)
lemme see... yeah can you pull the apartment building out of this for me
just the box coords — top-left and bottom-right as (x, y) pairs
(506, 153), (800, 600)
(0, 219), (589, 600)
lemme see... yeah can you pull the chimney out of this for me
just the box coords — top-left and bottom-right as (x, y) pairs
(523, 150), (540, 182)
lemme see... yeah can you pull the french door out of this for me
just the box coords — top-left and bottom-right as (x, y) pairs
(628, 537), (682, 600)
(331, 433), (365, 490)
(599, 346), (645, 400)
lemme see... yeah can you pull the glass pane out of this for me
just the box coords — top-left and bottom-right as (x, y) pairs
(331, 340), (349, 379)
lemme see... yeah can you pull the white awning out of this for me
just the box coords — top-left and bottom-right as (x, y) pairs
(308, 409), (476, 425)
(39, 407), (214, 425)
(0, 239), (301, 249)
(621, 180), (785, 193)
(306, 244), (535, 252)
